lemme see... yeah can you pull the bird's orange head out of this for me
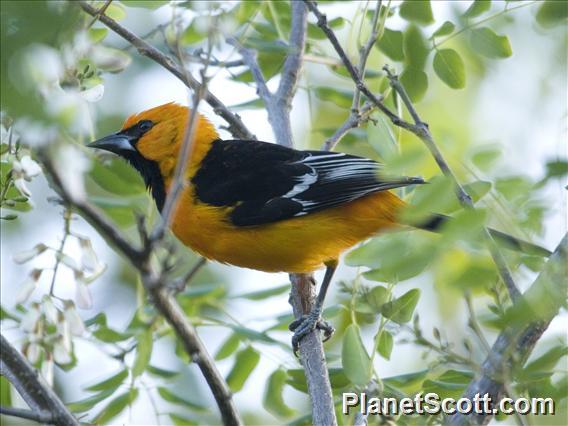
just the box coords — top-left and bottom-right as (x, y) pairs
(87, 102), (220, 211)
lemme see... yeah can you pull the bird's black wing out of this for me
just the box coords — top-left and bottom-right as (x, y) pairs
(191, 139), (423, 227)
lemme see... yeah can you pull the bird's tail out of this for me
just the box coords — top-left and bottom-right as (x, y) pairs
(416, 213), (552, 257)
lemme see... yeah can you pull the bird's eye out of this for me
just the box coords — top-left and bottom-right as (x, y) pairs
(138, 120), (153, 132)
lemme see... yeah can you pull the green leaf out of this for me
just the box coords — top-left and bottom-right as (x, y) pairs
(181, 25), (206, 45)
(399, 0), (434, 25)
(523, 346), (568, 376)
(169, 413), (198, 426)
(215, 333), (241, 361)
(236, 0), (260, 24)
(147, 365), (179, 379)
(95, 388), (138, 424)
(88, 28), (108, 43)
(157, 387), (207, 411)
(381, 289), (420, 324)
(226, 346), (260, 392)
(367, 286), (389, 313)
(383, 370), (428, 393)
(400, 66), (428, 103)
(377, 330), (394, 360)
(228, 325), (279, 345)
(67, 388), (116, 413)
(366, 113), (397, 160)
(342, 324), (372, 386)
(536, 1), (568, 28)
(263, 369), (296, 418)
(132, 329), (153, 378)
(233, 284), (289, 300)
(545, 160), (568, 180)
(92, 326), (132, 343)
(105, 3), (126, 21)
(431, 21), (455, 38)
(423, 372), (471, 399)
(85, 369), (128, 392)
(463, 0), (492, 18)
(404, 25), (429, 69)
(433, 48), (466, 89)
(377, 28), (404, 61)
(0, 376), (11, 407)
(471, 146), (501, 170)
(469, 27), (512, 59)
(89, 158), (145, 195)
(314, 87), (354, 108)
(229, 98), (264, 111)
(121, 0), (169, 9)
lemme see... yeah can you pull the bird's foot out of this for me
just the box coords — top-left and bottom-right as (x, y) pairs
(289, 307), (335, 356)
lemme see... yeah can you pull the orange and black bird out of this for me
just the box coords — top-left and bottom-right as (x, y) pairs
(87, 103), (549, 352)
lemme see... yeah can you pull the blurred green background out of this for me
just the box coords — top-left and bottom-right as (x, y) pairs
(1, 1), (566, 425)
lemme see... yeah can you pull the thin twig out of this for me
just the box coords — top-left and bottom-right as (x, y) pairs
(146, 281), (241, 426)
(322, 102), (375, 151)
(0, 406), (55, 424)
(464, 292), (492, 355)
(49, 207), (72, 296)
(351, 0), (382, 110)
(40, 154), (143, 264)
(149, 73), (208, 244)
(77, 0), (254, 140)
(304, 0), (401, 126)
(382, 67), (521, 302)
(0, 334), (79, 426)
(448, 234), (567, 425)
(305, 0), (522, 302)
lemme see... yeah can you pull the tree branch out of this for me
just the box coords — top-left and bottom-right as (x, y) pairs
(0, 334), (79, 426)
(304, 0), (400, 125)
(77, 0), (254, 140)
(233, 2), (336, 424)
(304, 0), (521, 302)
(39, 155), (242, 426)
(382, 67), (521, 302)
(448, 233), (567, 425)
(0, 406), (54, 424)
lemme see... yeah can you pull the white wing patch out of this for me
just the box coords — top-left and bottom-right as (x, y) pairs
(282, 169), (318, 198)
(282, 151), (422, 216)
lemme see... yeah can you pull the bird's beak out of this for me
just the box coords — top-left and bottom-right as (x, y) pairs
(87, 132), (136, 154)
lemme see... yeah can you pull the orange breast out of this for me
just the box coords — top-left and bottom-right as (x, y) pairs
(170, 188), (405, 273)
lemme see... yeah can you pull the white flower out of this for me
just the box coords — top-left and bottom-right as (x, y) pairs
(13, 178), (31, 198)
(15, 269), (43, 305)
(74, 274), (93, 309)
(53, 337), (72, 365)
(20, 44), (63, 88)
(56, 252), (78, 271)
(12, 155), (43, 198)
(79, 237), (98, 271)
(25, 342), (42, 364)
(41, 355), (54, 387)
(13, 243), (48, 264)
(64, 302), (85, 336)
(21, 303), (41, 332)
(14, 118), (57, 148)
(79, 84), (104, 103)
(54, 145), (91, 202)
(19, 155), (42, 177)
(56, 315), (72, 354)
(42, 296), (59, 324)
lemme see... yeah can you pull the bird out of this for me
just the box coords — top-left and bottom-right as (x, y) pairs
(87, 102), (550, 353)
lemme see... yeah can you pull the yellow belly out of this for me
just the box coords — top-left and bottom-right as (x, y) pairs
(170, 189), (405, 273)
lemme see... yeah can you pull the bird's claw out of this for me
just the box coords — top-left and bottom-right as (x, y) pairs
(289, 309), (335, 356)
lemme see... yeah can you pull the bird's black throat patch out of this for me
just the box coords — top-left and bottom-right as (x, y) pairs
(122, 151), (166, 212)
